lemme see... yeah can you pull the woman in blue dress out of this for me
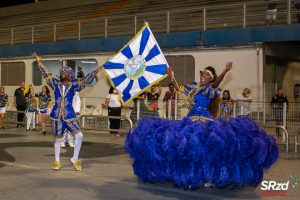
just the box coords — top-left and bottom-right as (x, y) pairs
(125, 63), (278, 189)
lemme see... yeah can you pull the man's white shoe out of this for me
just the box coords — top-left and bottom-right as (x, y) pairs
(60, 143), (66, 148)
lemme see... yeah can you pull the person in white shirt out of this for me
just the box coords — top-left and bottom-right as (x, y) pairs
(0, 86), (8, 130)
(61, 92), (81, 148)
(266, 0), (278, 25)
(104, 87), (122, 137)
(236, 88), (252, 116)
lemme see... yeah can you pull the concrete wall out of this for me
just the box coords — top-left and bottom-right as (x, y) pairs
(282, 62), (300, 102)
(0, 47), (264, 105)
(167, 47), (264, 100)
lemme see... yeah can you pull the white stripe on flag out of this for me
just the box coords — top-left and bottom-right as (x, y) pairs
(142, 71), (163, 84)
(129, 33), (143, 57)
(109, 52), (128, 65)
(129, 79), (142, 97)
(106, 69), (124, 79)
(146, 54), (166, 66)
(116, 78), (130, 94)
(142, 39), (156, 59)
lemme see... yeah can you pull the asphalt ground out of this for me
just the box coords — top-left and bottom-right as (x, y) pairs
(0, 127), (300, 200)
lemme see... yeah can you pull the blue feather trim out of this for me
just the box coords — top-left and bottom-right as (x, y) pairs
(125, 116), (279, 189)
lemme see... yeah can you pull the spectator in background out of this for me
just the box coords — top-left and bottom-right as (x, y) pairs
(77, 65), (84, 79)
(236, 88), (252, 116)
(271, 88), (289, 139)
(0, 86), (8, 130)
(220, 90), (234, 119)
(25, 85), (38, 131)
(295, 0), (300, 23)
(104, 87), (122, 137)
(36, 86), (51, 135)
(133, 92), (145, 104)
(266, 0), (278, 25)
(145, 84), (162, 116)
(14, 81), (26, 128)
(163, 83), (178, 119)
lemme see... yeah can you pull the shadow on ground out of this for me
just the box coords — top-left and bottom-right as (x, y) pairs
(0, 141), (125, 163)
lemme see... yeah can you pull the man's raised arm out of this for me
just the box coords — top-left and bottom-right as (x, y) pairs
(32, 52), (50, 78)
(74, 66), (102, 92)
(32, 52), (56, 89)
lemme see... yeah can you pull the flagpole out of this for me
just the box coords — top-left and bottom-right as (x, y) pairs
(170, 69), (189, 110)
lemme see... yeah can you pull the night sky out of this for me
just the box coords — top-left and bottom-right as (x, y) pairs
(0, 0), (47, 8)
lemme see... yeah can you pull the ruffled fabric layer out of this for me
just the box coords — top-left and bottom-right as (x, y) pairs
(125, 116), (278, 189)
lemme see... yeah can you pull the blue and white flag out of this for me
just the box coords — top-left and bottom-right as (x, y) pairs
(103, 23), (169, 104)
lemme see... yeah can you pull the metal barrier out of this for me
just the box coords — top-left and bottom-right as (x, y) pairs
(5, 110), (54, 130)
(4, 98), (297, 153)
(294, 130), (300, 153)
(259, 124), (289, 153)
(4, 110), (26, 125)
(2, 103), (295, 155)
(80, 114), (133, 133)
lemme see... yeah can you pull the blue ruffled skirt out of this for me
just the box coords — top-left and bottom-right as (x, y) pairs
(125, 116), (278, 189)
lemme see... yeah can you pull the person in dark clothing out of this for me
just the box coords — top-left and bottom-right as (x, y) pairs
(163, 83), (178, 119)
(14, 81), (26, 127)
(145, 84), (162, 116)
(295, 0), (300, 23)
(77, 65), (85, 79)
(271, 88), (289, 138)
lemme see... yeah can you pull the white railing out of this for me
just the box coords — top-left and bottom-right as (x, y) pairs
(0, 0), (299, 45)
(4, 96), (300, 152)
(220, 101), (300, 151)
(5, 96), (299, 123)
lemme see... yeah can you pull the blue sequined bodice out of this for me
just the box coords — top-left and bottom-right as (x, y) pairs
(187, 90), (212, 118)
(185, 84), (221, 118)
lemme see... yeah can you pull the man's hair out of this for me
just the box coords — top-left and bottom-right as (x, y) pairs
(168, 83), (174, 87)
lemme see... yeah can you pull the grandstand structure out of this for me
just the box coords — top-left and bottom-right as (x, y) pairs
(0, 0), (299, 99)
(0, 0), (299, 45)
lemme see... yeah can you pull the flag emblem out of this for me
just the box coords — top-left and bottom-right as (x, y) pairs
(124, 55), (146, 80)
(103, 23), (169, 104)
